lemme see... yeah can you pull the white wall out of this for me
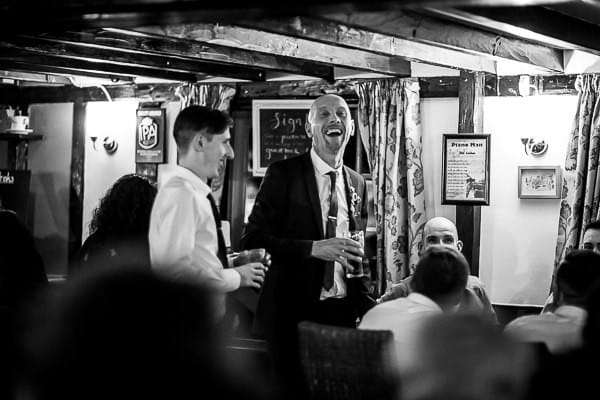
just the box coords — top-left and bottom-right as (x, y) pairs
(481, 95), (578, 305)
(28, 103), (74, 275)
(420, 95), (577, 306)
(421, 98), (458, 223)
(82, 101), (139, 239)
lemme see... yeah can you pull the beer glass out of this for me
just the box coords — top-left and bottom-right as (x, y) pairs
(346, 230), (368, 279)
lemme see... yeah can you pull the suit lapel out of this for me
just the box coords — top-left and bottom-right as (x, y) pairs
(302, 153), (325, 239)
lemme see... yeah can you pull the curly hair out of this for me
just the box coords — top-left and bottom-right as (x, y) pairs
(89, 174), (157, 238)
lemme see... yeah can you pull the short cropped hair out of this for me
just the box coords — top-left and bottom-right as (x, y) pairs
(411, 246), (469, 301)
(556, 249), (600, 307)
(584, 220), (600, 234)
(173, 105), (233, 153)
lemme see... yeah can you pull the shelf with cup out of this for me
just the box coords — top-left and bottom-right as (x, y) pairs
(0, 131), (43, 141)
(0, 132), (44, 170)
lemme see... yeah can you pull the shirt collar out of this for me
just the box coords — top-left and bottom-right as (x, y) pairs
(161, 164), (211, 196)
(310, 148), (343, 177)
(407, 292), (443, 312)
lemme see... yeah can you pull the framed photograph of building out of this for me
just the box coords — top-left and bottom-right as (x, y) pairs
(442, 134), (491, 205)
(518, 166), (561, 199)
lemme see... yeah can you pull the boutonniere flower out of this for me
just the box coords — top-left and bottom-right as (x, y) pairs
(348, 183), (361, 216)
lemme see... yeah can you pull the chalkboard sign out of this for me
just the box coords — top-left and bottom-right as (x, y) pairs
(252, 99), (313, 176)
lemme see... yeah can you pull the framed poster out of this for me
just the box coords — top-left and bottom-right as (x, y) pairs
(518, 166), (561, 199)
(252, 99), (313, 176)
(136, 108), (165, 163)
(442, 134), (491, 205)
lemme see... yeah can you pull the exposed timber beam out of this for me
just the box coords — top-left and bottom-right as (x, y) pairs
(0, 60), (135, 83)
(36, 29), (333, 81)
(0, 51), (201, 82)
(0, 1), (572, 33)
(0, 35), (265, 81)
(138, 24), (411, 76)
(0, 69), (72, 85)
(323, 10), (564, 73)
(236, 17), (497, 73)
(437, 6), (600, 56)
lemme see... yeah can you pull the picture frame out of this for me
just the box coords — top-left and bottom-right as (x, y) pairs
(518, 166), (561, 199)
(442, 134), (491, 205)
(252, 99), (314, 176)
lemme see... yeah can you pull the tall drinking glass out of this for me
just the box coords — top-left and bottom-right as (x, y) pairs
(346, 230), (368, 279)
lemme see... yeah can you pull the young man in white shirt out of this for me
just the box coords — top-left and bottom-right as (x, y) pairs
(149, 105), (266, 319)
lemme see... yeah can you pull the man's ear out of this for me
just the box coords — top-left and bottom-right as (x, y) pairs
(349, 119), (355, 136)
(305, 121), (313, 138)
(191, 133), (206, 152)
(456, 240), (464, 252)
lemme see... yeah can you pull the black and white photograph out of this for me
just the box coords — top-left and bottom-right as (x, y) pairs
(2, 2), (600, 400)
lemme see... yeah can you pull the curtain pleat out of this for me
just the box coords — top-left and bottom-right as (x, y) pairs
(356, 79), (426, 295)
(554, 75), (600, 269)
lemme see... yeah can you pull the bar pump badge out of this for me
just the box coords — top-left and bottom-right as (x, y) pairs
(136, 108), (165, 163)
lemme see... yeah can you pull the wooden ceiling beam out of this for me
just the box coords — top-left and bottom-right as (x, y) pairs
(237, 16), (497, 73)
(0, 60), (135, 83)
(432, 6), (600, 56)
(32, 29), (333, 81)
(322, 10), (564, 73)
(0, 52), (201, 82)
(0, 69), (72, 85)
(139, 24), (411, 76)
(0, 1), (573, 32)
(0, 35), (265, 81)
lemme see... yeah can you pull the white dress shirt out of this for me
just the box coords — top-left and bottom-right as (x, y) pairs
(149, 165), (241, 295)
(359, 293), (442, 367)
(504, 305), (587, 354)
(310, 148), (350, 300)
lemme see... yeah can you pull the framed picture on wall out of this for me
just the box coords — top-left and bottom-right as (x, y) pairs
(518, 166), (561, 199)
(252, 99), (313, 176)
(442, 134), (491, 205)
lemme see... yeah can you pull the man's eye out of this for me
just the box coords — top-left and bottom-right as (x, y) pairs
(320, 112), (330, 117)
(426, 238), (436, 243)
(583, 244), (593, 249)
(337, 111), (347, 117)
(442, 238), (454, 244)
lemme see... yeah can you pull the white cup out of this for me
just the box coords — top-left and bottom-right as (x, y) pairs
(11, 116), (29, 131)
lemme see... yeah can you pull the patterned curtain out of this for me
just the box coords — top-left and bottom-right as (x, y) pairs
(554, 75), (600, 269)
(175, 83), (236, 206)
(356, 79), (426, 294)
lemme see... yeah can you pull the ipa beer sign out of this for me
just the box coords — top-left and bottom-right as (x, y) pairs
(136, 108), (165, 163)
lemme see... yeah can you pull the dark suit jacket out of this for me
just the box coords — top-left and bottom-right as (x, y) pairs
(241, 153), (372, 338)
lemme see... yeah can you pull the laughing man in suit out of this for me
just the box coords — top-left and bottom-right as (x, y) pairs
(242, 94), (375, 397)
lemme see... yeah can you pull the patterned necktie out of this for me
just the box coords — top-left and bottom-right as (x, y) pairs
(207, 193), (228, 268)
(324, 171), (338, 290)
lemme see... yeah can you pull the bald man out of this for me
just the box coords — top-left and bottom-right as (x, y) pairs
(242, 95), (374, 399)
(379, 217), (497, 323)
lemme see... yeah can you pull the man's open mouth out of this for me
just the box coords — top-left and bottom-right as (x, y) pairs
(324, 127), (343, 137)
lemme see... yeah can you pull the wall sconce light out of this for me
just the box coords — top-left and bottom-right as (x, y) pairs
(89, 135), (118, 153)
(103, 136), (118, 154)
(521, 137), (548, 155)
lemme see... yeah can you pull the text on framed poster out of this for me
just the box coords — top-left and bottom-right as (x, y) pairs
(252, 99), (313, 176)
(442, 134), (491, 205)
